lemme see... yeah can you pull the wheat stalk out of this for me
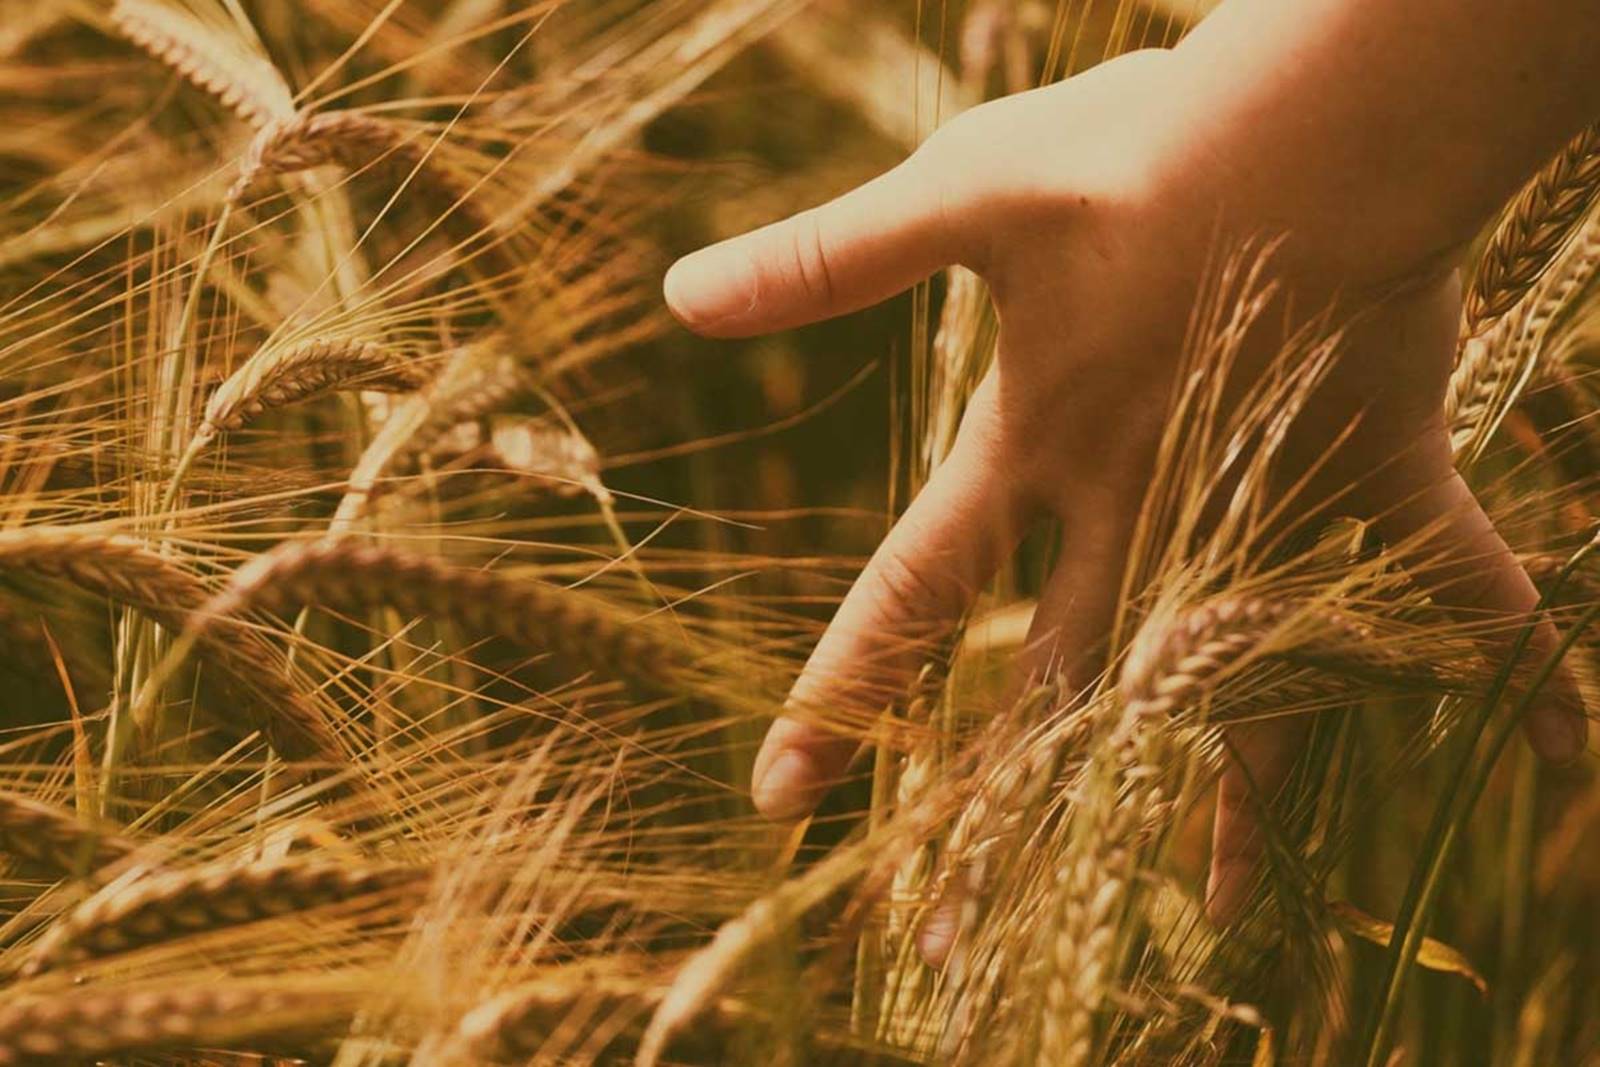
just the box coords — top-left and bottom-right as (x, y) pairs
(110, 0), (293, 129)
(1462, 122), (1600, 339)
(20, 856), (426, 977)
(192, 538), (689, 689)
(0, 790), (137, 876)
(0, 982), (357, 1065)
(0, 529), (343, 765)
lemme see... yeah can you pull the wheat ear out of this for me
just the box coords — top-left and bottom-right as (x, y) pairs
(452, 975), (669, 1061)
(0, 983), (356, 1065)
(330, 342), (528, 532)
(229, 108), (485, 216)
(20, 856), (425, 977)
(1026, 694), (1169, 1067)
(1449, 203), (1600, 460)
(193, 538), (688, 689)
(0, 529), (342, 765)
(1020, 597), (1404, 1065)
(1462, 122), (1600, 339)
(110, 0), (293, 128)
(199, 336), (430, 442)
(0, 790), (137, 876)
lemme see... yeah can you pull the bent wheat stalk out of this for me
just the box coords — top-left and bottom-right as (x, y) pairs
(21, 856), (427, 977)
(201, 337), (431, 438)
(229, 109), (488, 224)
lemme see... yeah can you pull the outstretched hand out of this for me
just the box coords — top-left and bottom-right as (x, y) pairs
(664, 50), (1586, 940)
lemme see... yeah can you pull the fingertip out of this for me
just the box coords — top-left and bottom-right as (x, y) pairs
(663, 244), (757, 335)
(751, 746), (825, 822)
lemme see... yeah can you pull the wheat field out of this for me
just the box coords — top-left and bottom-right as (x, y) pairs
(0, 1), (1596, 1064)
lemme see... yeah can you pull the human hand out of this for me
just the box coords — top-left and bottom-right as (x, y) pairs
(663, 49), (1586, 934)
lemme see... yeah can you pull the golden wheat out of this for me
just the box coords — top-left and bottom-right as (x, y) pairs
(199, 336), (432, 441)
(111, 0), (294, 128)
(0, 529), (343, 765)
(0, 789), (137, 876)
(20, 856), (426, 977)
(194, 538), (689, 688)
(0, 982), (357, 1065)
(1462, 122), (1600, 338)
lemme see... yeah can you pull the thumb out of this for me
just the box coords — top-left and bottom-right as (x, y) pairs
(1372, 454), (1588, 764)
(664, 139), (975, 338)
(752, 390), (1027, 820)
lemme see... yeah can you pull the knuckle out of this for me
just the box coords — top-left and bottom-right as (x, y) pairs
(869, 546), (958, 636)
(787, 210), (835, 306)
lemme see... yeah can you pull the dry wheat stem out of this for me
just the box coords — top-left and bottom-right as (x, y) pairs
(0, 529), (343, 765)
(0, 789), (137, 876)
(111, 0), (293, 129)
(0, 983), (357, 1065)
(193, 538), (689, 689)
(20, 856), (427, 977)
(1462, 122), (1600, 338)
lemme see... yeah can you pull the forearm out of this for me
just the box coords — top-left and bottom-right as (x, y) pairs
(1168, 0), (1600, 285)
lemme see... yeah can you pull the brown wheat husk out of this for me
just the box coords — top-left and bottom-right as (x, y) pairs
(200, 336), (432, 441)
(229, 109), (492, 228)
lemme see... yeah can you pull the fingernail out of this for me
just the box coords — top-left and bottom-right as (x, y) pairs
(752, 748), (819, 822)
(663, 245), (758, 329)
